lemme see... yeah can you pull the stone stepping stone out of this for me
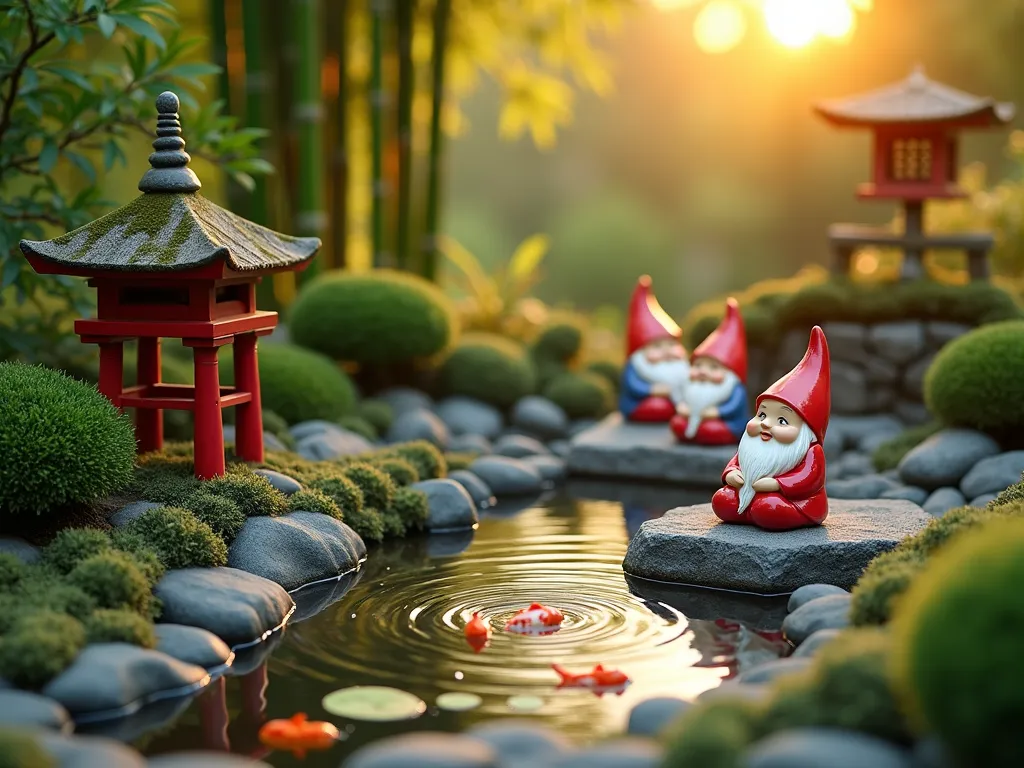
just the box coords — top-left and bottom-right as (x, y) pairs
(622, 499), (930, 593)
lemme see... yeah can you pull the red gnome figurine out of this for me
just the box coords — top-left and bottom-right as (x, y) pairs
(670, 298), (749, 446)
(619, 276), (688, 422)
(711, 326), (831, 532)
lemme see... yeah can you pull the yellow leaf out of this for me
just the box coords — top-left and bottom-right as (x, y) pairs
(508, 234), (550, 283)
(438, 234), (500, 310)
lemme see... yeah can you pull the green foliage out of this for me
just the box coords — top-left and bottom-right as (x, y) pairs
(124, 507), (228, 570)
(180, 492), (247, 543)
(0, 611), (85, 689)
(435, 333), (537, 408)
(989, 472), (1024, 507)
(532, 321), (584, 363)
(108, 530), (166, 586)
(220, 343), (357, 425)
(340, 505), (386, 543)
(0, 554), (25, 591)
(262, 409), (291, 435)
(924, 320), (1024, 442)
(133, 458), (202, 506)
(84, 609), (156, 648)
(373, 457), (420, 486)
(891, 517), (1024, 765)
(380, 508), (407, 538)
(66, 551), (155, 616)
(389, 487), (430, 533)
(356, 399), (395, 435)
(343, 463), (397, 511)
(0, 363), (136, 517)
(41, 528), (111, 575)
(661, 698), (762, 768)
(871, 422), (943, 471)
(542, 371), (615, 419)
(288, 489), (343, 520)
(288, 269), (457, 364)
(586, 360), (622, 392)
(0, 728), (56, 768)
(337, 415), (379, 441)
(13, 574), (97, 623)
(387, 441), (447, 480)
(308, 476), (365, 517)
(849, 548), (927, 627)
(202, 467), (289, 517)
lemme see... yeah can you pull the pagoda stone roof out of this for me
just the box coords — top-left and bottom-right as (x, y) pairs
(19, 91), (320, 273)
(815, 65), (1015, 127)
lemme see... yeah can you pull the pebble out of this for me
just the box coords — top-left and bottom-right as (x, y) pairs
(343, 731), (497, 767)
(782, 594), (852, 645)
(411, 479), (479, 531)
(697, 682), (773, 705)
(448, 433), (493, 455)
(467, 456), (544, 496)
(511, 396), (570, 440)
(147, 754), (274, 767)
(869, 321), (926, 365)
(879, 486), (930, 505)
(492, 434), (552, 459)
(745, 727), (914, 768)
(386, 407), (450, 449)
(252, 469), (302, 496)
(295, 427), (374, 461)
(923, 487), (967, 517)
(826, 474), (901, 499)
(626, 697), (690, 737)
(447, 470), (497, 509)
(37, 731), (147, 767)
(788, 584), (850, 613)
(108, 500), (163, 527)
(154, 624), (233, 669)
(262, 431), (288, 452)
(0, 690), (72, 733)
(959, 451), (1024, 500)
(521, 455), (568, 484)
(569, 419), (598, 438)
(734, 657), (813, 685)
(547, 738), (662, 768)
(911, 736), (956, 768)
(435, 396), (504, 440)
(549, 439), (571, 458)
(897, 429), (1001, 490)
(791, 628), (842, 658)
(969, 493), (998, 508)
(466, 720), (572, 768)
(0, 537), (40, 564)
(835, 451), (875, 478)
(376, 387), (434, 417)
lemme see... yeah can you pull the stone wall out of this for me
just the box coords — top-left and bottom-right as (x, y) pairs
(746, 320), (974, 424)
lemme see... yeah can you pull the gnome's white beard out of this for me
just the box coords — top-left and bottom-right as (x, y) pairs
(682, 370), (740, 439)
(630, 349), (690, 389)
(736, 422), (814, 515)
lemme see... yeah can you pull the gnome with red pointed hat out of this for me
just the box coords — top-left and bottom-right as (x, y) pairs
(619, 276), (689, 422)
(711, 326), (831, 532)
(670, 298), (749, 445)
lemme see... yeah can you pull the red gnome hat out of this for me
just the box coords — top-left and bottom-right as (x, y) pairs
(692, 298), (748, 382)
(757, 325), (831, 442)
(626, 275), (682, 356)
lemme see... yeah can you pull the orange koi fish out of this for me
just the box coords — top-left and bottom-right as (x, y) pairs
(258, 712), (340, 759)
(464, 611), (491, 653)
(505, 603), (564, 633)
(552, 663), (631, 697)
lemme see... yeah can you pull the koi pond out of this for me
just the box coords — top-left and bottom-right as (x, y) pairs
(116, 483), (791, 766)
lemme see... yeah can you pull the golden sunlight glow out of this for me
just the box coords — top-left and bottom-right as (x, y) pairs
(763, 0), (857, 48)
(651, 0), (703, 9)
(816, 0), (856, 39)
(693, 0), (747, 54)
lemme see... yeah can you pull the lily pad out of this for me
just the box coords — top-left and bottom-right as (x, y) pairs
(507, 694), (544, 712)
(322, 686), (427, 722)
(436, 692), (483, 712)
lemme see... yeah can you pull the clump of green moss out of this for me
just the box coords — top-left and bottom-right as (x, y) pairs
(339, 505), (385, 543)
(66, 551), (156, 617)
(989, 472), (1024, 507)
(308, 475), (364, 517)
(586, 360), (621, 393)
(180, 491), (247, 543)
(356, 399), (394, 435)
(372, 457), (419, 487)
(84, 609), (156, 648)
(661, 698), (763, 767)
(389, 487), (429, 533)
(0, 554), (25, 591)
(41, 528), (112, 575)
(336, 415), (378, 441)
(287, 488), (343, 520)
(542, 371), (615, 419)
(849, 548), (926, 627)
(343, 463), (397, 512)
(386, 441), (446, 480)
(435, 333), (537, 409)
(107, 530), (166, 585)
(0, 727), (57, 768)
(202, 467), (289, 517)
(124, 506), (228, 570)
(12, 573), (97, 623)
(871, 422), (943, 472)
(0, 611), (86, 689)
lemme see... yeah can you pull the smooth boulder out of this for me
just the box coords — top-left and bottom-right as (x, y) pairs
(253, 469), (302, 496)
(522, 455), (568, 483)
(148, 754), (274, 767)
(468, 456), (544, 496)
(435, 397), (504, 439)
(108, 501), (162, 528)
(826, 474), (901, 500)
(959, 451), (1024, 499)
(493, 434), (551, 459)
(511, 396), (569, 440)
(782, 594), (852, 645)
(412, 479), (479, 531)
(448, 470), (496, 509)
(37, 731), (147, 768)
(466, 720), (572, 768)
(897, 429), (1001, 490)
(546, 738), (661, 768)
(295, 426), (374, 461)
(154, 624), (233, 669)
(344, 731), (497, 768)
(387, 407), (450, 448)
(0, 690), (72, 733)
(791, 628), (842, 659)
(922, 487), (967, 517)
(745, 728), (913, 768)
(627, 697), (691, 737)
(0, 537), (40, 564)
(787, 584), (849, 613)
(734, 657), (813, 684)
(448, 433), (493, 456)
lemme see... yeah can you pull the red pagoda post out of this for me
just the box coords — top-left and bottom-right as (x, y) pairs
(815, 65), (1014, 281)
(19, 92), (321, 479)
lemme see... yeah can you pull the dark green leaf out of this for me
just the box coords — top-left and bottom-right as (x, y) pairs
(1, 258), (22, 291)
(39, 139), (59, 173)
(65, 151), (97, 184)
(110, 14), (165, 50)
(42, 65), (94, 92)
(163, 62), (221, 79)
(97, 13), (117, 38)
(230, 172), (256, 193)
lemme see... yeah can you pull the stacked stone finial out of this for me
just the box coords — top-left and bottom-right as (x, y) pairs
(138, 91), (202, 193)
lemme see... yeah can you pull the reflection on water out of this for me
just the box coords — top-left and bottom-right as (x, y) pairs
(136, 489), (788, 767)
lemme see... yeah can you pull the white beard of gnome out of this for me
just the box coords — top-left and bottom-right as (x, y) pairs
(735, 421), (814, 514)
(682, 370), (739, 439)
(630, 349), (690, 387)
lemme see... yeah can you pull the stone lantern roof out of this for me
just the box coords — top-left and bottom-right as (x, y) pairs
(20, 91), (320, 273)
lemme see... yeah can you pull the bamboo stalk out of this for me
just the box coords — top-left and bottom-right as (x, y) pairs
(293, 0), (326, 282)
(395, 0), (415, 270)
(370, 0), (390, 268)
(209, 0), (231, 111)
(327, 0), (350, 270)
(242, 0), (269, 227)
(422, 0), (451, 281)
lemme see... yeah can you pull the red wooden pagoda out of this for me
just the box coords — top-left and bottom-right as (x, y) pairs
(19, 91), (321, 479)
(815, 65), (1014, 280)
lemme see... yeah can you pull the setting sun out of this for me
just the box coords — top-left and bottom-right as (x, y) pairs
(763, 0), (857, 48)
(693, 0), (747, 54)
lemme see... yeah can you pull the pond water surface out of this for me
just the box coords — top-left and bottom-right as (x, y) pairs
(132, 485), (790, 766)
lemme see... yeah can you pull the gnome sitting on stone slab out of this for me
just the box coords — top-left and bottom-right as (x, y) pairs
(712, 326), (831, 532)
(619, 276), (689, 422)
(670, 298), (748, 446)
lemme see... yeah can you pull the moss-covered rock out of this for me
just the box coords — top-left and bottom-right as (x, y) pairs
(308, 475), (364, 517)
(542, 371), (615, 419)
(0, 727), (56, 768)
(84, 608), (156, 648)
(288, 269), (457, 363)
(586, 360), (622, 393)
(201, 467), (289, 517)
(0, 611), (86, 689)
(124, 506), (228, 570)
(342, 463), (396, 512)
(180, 492), (247, 543)
(386, 441), (447, 480)
(66, 551), (155, 617)
(532, 320), (584, 365)
(849, 548), (927, 627)
(0, 363), (136, 518)
(339, 505), (385, 543)
(107, 530), (166, 586)
(435, 333), (537, 409)
(356, 399), (394, 435)
(891, 517), (1024, 766)
(389, 487), (429, 533)
(989, 472), (1024, 507)
(41, 528), (112, 575)
(661, 698), (762, 768)
(924, 320), (1024, 442)
(373, 457), (419, 486)
(287, 488), (343, 519)
(871, 422), (943, 472)
(10, 575), (96, 623)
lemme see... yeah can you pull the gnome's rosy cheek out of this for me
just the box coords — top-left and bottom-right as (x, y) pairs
(773, 423), (801, 444)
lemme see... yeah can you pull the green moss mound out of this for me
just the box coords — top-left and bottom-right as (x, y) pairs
(288, 269), (457, 363)
(661, 698), (762, 768)
(373, 457), (419, 487)
(220, 342), (357, 425)
(435, 333), (537, 409)
(849, 548), (927, 627)
(124, 506), (228, 570)
(107, 531), (166, 586)
(586, 360), (621, 393)
(84, 608), (156, 647)
(202, 467), (289, 517)
(0, 611), (86, 689)
(308, 475), (364, 517)
(0, 363), (136, 517)
(261, 410), (296, 449)
(532, 321), (584, 364)
(180, 492), (247, 543)
(871, 422), (942, 472)
(0, 728), (56, 768)
(339, 505), (385, 542)
(891, 517), (1024, 765)
(380, 508), (407, 537)
(543, 371), (615, 419)
(990, 472), (1024, 507)
(133, 458), (201, 506)
(390, 487), (429, 532)
(337, 415), (378, 441)
(356, 399), (394, 435)
(288, 488), (343, 519)
(387, 441), (446, 480)
(924, 320), (1024, 442)
(0, 554), (25, 590)
(41, 528), (112, 575)
(343, 463), (397, 511)
(66, 551), (155, 617)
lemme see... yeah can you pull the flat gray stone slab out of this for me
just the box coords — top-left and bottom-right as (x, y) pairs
(623, 499), (930, 594)
(567, 413), (735, 486)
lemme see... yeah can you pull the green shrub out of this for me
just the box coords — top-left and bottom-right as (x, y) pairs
(435, 333), (537, 408)
(0, 363), (136, 517)
(532, 321), (584, 364)
(990, 472), (1024, 507)
(543, 371), (615, 419)
(309, 475), (365, 517)
(389, 487), (430, 532)
(850, 548), (927, 626)
(896, 504), (1007, 558)
(586, 360), (621, 392)
(261, 410), (296, 450)
(180, 492), (247, 543)
(41, 528), (111, 575)
(288, 488), (343, 519)
(220, 343), (358, 425)
(373, 457), (419, 486)
(356, 399), (395, 434)
(871, 422), (943, 472)
(0, 554), (26, 590)
(343, 463), (397, 511)
(891, 517), (1024, 765)
(67, 551), (155, 616)
(924, 320), (1024, 442)
(108, 530), (166, 585)
(0, 728), (56, 768)
(13, 575), (97, 622)
(84, 609), (156, 647)
(380, 508), (407, 538)
(202, 467), (289, 517)
(288, 269), (457, 363)
(444, 452), (477, 472)
(0, 611), (85, 689)
(341, 505), (386, 542)
(337, 415), (378, 441)
(133, 456), (201, 505)
(388, 441), (446, 480)
(124, 507), (228, 570)
(661, 698), (762, 768)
